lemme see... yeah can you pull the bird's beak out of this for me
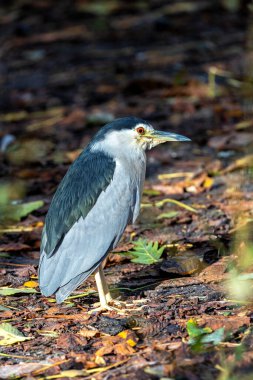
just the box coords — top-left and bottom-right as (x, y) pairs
(149, 130), (191, 143)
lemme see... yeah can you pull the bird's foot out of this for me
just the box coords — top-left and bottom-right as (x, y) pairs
(108, 298), (126, 308)
(105, 293), (127, 308)
(88, 301), (125, 314)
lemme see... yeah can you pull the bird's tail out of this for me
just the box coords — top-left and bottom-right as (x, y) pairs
(54, 267), (96, 303)
(39, 250), (100, 303)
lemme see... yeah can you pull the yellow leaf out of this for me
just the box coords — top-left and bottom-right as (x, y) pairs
(155, 198), (198, 213)
(118, 330), (128, 339)
(36, 221), (44, 228)
(221, 154), (253, 174)
(235, 120), (253, 130)
(118, 330), (138, 347)
(95, 355), (106, 366)
(127, 338), (137, 347)
(23, 280), (38, 288)
(37, 330), (59, 338)
(203, 177), (214, 188)
(158, 172), (194, 180)
(42, 370), (87, 379)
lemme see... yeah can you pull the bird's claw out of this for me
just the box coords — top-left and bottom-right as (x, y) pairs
(110, 299), (126, 307)
(88, 299), (126, 314)
(88, 301), (125, 314)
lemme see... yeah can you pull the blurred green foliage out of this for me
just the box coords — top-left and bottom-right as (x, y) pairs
(187, 319), (224, 352)
(0, 181), (43, 224)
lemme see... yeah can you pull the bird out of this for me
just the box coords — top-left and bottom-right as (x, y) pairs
(39, 117), (190, 311)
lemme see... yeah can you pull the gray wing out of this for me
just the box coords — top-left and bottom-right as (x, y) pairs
(43, 149), (116, 256)
(39, 159), (143, 303)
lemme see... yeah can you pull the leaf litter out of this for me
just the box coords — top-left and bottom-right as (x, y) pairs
(0, 1), (253, 379)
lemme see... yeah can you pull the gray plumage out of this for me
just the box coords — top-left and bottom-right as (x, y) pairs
(39, 118), (146, 302)
(39, 116), (190, 304)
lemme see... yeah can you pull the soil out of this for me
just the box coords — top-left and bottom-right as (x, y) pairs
(0, 1), (253, 379)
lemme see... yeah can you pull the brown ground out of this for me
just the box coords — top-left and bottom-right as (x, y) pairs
(0, 1), (253, 379)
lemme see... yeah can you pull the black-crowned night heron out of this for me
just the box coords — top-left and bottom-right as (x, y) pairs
(39, 117), (190, 310)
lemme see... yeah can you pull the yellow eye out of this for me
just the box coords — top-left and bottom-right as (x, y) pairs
(136, 126), (145, 135)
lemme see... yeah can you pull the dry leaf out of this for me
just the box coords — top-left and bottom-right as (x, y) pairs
(0, 323), (33, 346)
(114, 342), (136, 355)
(78, 328), (99, 338)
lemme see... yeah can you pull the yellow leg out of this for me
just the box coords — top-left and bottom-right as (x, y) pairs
(94, 264), (111, 307)
(88, 264), (125, 313)
(99, 264), (113, 303)
(98, 264), (127, 307)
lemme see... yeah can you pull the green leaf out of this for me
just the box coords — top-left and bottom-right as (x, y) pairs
(143, 189), (161, 196)
(0, 323), (33, 346)
(125, 239), (166, 265)
(187, 319), (224, 350)
(0, 253), (11, 258)
(201, 328), (224, 345)
(187, 319), (208, 339)
(156, 211), (179, 220)
(0, 200), (44, 222)
(0, 287), (38, 296)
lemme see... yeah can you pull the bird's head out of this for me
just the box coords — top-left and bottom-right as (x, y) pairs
(91, 117), (190, 154)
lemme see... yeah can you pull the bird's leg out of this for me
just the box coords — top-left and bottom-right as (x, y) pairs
(98, 264), (113, 303)
(99, 264), (127, 308)
(96, 264), (114, 305)
(88, 264), (125, 313)
(89, 264), (118, 312)
(89, 264), (143, 313)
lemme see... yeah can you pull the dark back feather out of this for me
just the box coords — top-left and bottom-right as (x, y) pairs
(43, 149), (116, 256)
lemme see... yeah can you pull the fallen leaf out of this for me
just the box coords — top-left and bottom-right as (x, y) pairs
(0, 287), (37, 296)
(42, 369), (88, 379)
(0, 363), (45, 379)
(23, 280), (39, 288)
(55, 333), (87, 350)
(0, 323), (33, 346)
(78, 328), (99, 338)
(197, 315), (250, 331)
(95, 344), (114, 357)
(155, 198), (198, 213)
(203, 176), (214, 188)
(156, 211), (179, 220)
(43, 313), (90, 321)
(114, 342), (136, 355)
(118, 330), (138, 347)
(221, 154), (253, 174)
(235, 120), (253, 130)
(37, 330), (59, 338)
(158, 172), (194, 180)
